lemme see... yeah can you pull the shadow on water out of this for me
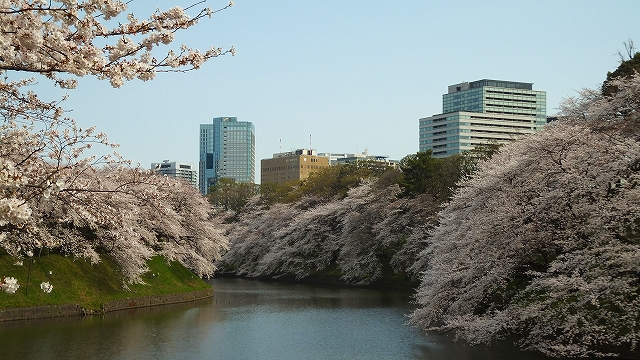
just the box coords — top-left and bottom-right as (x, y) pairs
(0, 277), (571, 360)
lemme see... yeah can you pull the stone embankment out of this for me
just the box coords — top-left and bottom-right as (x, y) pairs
(0, 288), (213, 322)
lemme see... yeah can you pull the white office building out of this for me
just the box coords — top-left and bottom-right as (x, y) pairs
(419, 79), (546, 157)
(151, 160), (198, 188)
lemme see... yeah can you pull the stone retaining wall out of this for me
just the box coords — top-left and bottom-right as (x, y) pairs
(0, 288), (213, 322)
(0, 304), (83, 322)
(101, 288), (213, 313)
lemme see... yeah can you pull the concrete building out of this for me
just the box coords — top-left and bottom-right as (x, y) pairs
(199, 117), (255, 194)
(335, 154), (399, 169)
(261, 149), (329, 185)
(151, 160), (198, 187)
(317, 152), (399, 167)
(317, 152), (358, 166)
(419, 79), (546, 157)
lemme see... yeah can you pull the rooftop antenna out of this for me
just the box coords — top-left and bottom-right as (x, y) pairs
(279, 139), (282, 153)
(309, 135), (312, 152)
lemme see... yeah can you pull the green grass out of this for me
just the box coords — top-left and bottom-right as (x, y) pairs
(0, 253), (211, 311)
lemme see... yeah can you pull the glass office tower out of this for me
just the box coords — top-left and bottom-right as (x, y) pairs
(199, 117), (255, 194)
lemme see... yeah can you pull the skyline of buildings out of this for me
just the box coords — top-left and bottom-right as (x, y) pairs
(199, 117), (256, 194)
(157, 78), (549, 188)
(419, 79), (546, 157)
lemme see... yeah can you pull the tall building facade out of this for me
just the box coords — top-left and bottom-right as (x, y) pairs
(261, 149), (329, 185)
(151, 160), (198, 187)
(199, 117), (255, 194)
(419, 79), (546, 157)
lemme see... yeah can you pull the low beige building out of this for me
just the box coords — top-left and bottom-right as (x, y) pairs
(261, 149), (329, 185)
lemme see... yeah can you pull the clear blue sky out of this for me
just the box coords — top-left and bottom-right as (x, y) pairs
(33, 0), (640, 183)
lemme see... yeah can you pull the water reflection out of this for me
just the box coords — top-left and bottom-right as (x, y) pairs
(0, 277), (559, 360)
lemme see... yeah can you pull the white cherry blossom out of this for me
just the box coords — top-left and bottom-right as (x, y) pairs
(40, 281), (53, 294)
(410, 74), (640, 358)
(0, 1), (232, 284)
(1, 276), (19, 294)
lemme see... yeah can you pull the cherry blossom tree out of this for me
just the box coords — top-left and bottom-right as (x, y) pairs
(0, 0), (233, 285)
(0, 0), (235, 88)
(218, 195), (339, 279)
(410, 74), (640, 358)
(34, 167), (228, 282)
(218, 178), (439, 286)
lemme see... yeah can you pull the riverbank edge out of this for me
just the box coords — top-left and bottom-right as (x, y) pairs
(0, 287), (213, 322)
(215, 272), (420, 291)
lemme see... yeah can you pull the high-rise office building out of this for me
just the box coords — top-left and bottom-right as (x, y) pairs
(199, 117), (255, 194)
(151, 160), (198, 188)
(419, 79), (546, 157)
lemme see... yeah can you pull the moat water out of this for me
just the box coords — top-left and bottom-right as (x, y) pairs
(0, 277), (558, 359)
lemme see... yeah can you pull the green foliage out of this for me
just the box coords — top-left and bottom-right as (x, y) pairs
(279, 162), (395, 202)
(397, 146), (502, 202)
(397, 151), (460, 201)
(603, 40), (640, 96)
(296, 163), (370, 199)
(397, 151), (440, 198)
(0, 254), (210, 311)
(372, 167), (402, 190)
(607, 51), (640, 80)
(207, 178), (258, 212)
(257, 181), (297, 207)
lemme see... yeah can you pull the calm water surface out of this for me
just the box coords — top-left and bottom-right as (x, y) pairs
(0, 277), (557, 360)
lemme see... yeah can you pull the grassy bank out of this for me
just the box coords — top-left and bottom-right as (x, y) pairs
(0, 253), (211, 311)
